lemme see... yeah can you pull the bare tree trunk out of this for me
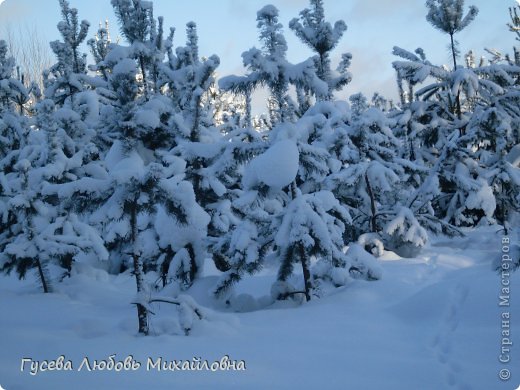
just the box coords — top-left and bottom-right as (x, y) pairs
(290, 181), (298, 200)
(364, 172), (377, 233)
(133, 253), (148, 335)
(450, 33), (462, 122)
(298, 243), (312, 302)
(397, 74), (406, 106)
(130, 197), (148, 335)
(28, 212), (50, 294)
(190, 96), (202, 202)
(35, 258), (50, 294)
(245, 91), (252, 128)
(139, 56), (148, 99)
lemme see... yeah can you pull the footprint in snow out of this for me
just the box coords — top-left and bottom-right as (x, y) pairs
(431, 283), (470, 389)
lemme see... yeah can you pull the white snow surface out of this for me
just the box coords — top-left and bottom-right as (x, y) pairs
(0, 227), (518, 389)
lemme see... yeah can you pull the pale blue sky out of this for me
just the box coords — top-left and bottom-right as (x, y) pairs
(0, 0), (516, 107)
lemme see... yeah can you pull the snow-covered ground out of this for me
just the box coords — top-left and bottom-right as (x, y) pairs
(1, 226), (518, 390)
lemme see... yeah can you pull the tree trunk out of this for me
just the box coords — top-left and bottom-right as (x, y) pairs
(160, 248), (174, 288)
(397, 74), (406, 106)
(139, 56), (148, 99)
(290, 181), (298, 200)
(133, 253), (148, 335)
(450, 33), (462, 121)
(186, 243), (197, 286)
(364, 172), (377, 233)
(191, 95), (202, 200)
(35, 258), (49, 294)
(299, 243), (312, 302)
(130, 197), (148, 335)
(245, 91), (252, 128)
(29, 213), (49, 294)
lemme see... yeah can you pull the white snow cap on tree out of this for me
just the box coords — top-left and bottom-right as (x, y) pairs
(243, 139), (299, 190)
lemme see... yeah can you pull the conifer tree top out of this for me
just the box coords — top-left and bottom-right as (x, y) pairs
(425, 0), (478, 35)
(256, 5), (287, 59)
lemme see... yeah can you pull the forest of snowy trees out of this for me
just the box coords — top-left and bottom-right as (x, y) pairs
(0, 0), (519, 335)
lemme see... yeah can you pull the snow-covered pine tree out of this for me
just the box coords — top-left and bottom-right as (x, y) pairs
(392, 46), (435, 106)
(398, 61), (501, 228)
(274, 188), (365, 302)
(289, 0), (352, 100)
(0, 41), (34, 285)
(323, 94), (431, 255)
(0, 40), (31, 161)
(92, 1), (215, 333)
(45, 0), (90, 109)
(161, 21), (220, 197)
(1, 152), (53, 293)
(111, 0), (170, 97)
(462, 51), (520, 229)
(37, 0), (108, 273)
(1, 96), (109, 292)
(268, 111), (382, 300)
(469, 108), (520, 231)
(390, 24), (513, 230)
(425, 0), (478, 120)
(157, 21), (227, 287)
(329, 95), (399, 233)
(391, 47), (444, 170)
(90, 9), (156, 333)
(391, 44), (480, 130)
(219, 5), (327, 128)
(0, 40), (34, 116)
(87, 19), (113, 82)
(213, 99), (382, 302)
(389, 47), (461, 239)
(205, 120), (266, 276)
(1, 0), (111, 291)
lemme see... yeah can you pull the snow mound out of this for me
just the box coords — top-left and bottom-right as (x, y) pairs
(346, 243), (383, 280)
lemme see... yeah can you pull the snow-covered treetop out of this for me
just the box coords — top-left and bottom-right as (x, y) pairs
(50, 0), (90, 75)
(289, 0), (350, 98)
(186, 21), (199, 63)
(257, 5), (288, 59)
(88, 20), (112, 68)
(220, 3), (329, 125)
(0, 40), (30, 113)
(0, 40), (15, 81)
(425, 0), (478, 36)
(111, 0), (154, 44)
(289, 0), (346, 57)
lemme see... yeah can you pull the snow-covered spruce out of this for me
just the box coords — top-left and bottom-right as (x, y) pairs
(219, 4), (327, 128)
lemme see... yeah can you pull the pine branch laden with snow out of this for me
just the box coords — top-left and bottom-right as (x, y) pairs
(384, 206), (429, 257)
(212, 220), (263, 297)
